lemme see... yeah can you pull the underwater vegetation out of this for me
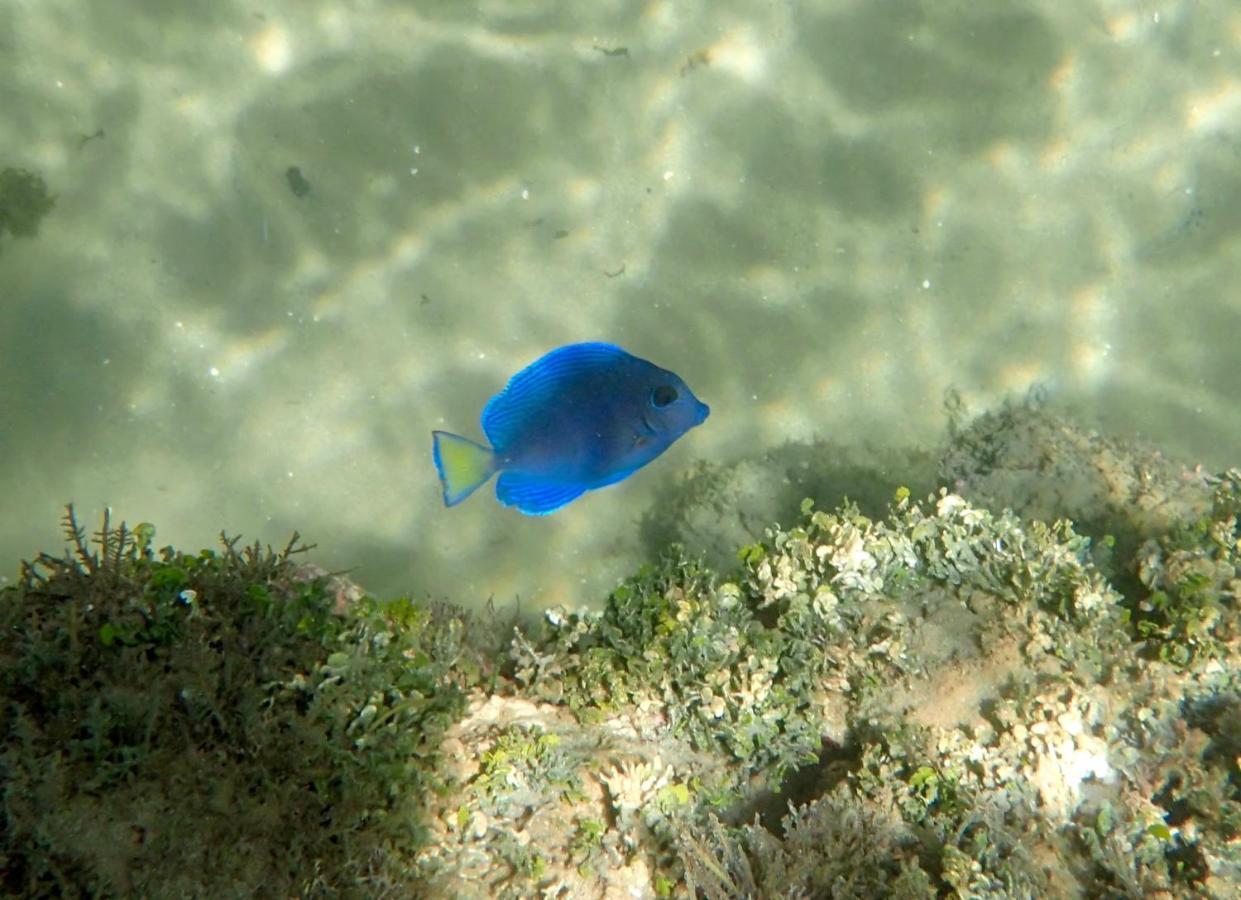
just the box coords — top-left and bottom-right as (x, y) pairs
(0, 509), (501, 897)
(0, 167), (54, 253)
(1, 403), (1238, 897)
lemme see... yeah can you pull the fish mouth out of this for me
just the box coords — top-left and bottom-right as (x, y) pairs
(695, 401), (710, 425)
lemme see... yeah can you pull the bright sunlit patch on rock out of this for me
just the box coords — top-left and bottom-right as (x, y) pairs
(705, 27), (767, 84)
(1047, 52), (1077, 93)
(1032, 731), (1115, 820)
(1183, 78), (1241, 132)
(984, 140), (1019, 171)
(920, 184), (950, 225)
(249, 23), (293, 74)
(566, 176), (601, 205)
(1068, 283), (1115, 385)
(1039, 135), (1073, 170)
(997, 361), (1046, 393)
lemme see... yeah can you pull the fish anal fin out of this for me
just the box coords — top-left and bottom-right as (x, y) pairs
(496, 472), (586, 515)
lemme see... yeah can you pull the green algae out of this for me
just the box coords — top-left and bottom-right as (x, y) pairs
(0, 508), (493, 897)
(2, 405), (1239, 897)
(0, 166), (54, 251)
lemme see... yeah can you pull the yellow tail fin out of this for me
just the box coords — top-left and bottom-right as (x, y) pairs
(431, 431), (497, 506)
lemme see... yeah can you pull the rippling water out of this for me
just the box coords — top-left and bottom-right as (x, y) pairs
(2, 0), (1238, 608)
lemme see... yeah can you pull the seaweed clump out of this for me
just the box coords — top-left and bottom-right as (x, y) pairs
(0, 507), (491, 897)
(0, 166), (55, 252)
(492, 475), (1237, 896)
(1134, 469), (1241, 668)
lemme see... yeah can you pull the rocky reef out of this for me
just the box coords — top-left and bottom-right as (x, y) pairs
(1, 403), (1238, 898)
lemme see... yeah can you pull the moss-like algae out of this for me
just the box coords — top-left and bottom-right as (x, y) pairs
(2, 404), (1239, 897)
(0, 508), (496, 897)
(0, 166), (54, 252)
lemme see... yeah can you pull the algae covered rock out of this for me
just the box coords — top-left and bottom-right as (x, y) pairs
(445, 481), (1235, 897)
(646, 397), (1217, 590)
(2, 406), (1239, 898)
(641, 440), (937, 576)
(942, 400), (1215, 577)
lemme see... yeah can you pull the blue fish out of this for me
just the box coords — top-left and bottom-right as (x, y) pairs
(432, 342), (709, 515)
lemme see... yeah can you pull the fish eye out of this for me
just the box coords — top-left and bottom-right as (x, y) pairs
(650, 385), (678, 408)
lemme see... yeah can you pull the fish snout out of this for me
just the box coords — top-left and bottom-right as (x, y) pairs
(694, 400), (710, 425)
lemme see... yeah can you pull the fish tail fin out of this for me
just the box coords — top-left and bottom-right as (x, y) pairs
(432, 431), (497, 507)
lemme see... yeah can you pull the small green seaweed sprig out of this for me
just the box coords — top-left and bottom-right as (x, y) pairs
(470, 724), (582, 808)
(513, 550), (824, 781)
(742, 491), (1126, 689)
(1134, 469), (1241, 667)
(748, 491), (1118, 624)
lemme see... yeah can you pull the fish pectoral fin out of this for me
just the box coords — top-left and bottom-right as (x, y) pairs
(496, 472), (586, 516)
(432, 431), (497, 507)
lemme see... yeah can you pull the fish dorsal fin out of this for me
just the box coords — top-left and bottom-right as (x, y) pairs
(496, 471), (587, 515)
(481, 342), (631, 448)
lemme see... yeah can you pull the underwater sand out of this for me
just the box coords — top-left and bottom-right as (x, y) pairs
(1, 0), (1240, 608)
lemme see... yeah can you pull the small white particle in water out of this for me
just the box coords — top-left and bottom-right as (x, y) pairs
(175, 321), (184, 329)
(1153, 12), (1159, 22)
(922, 279), (931, 289)
(102, 358), (110, 366)
(410, 167), (418, 175)
(209, 367), (220, 378)
(413, 144), (421, 154)
(663, 170), (674, 181)
(288, 471), (294, 478)
(521, 188), (529, 199)
(752, 394), (758, 401)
